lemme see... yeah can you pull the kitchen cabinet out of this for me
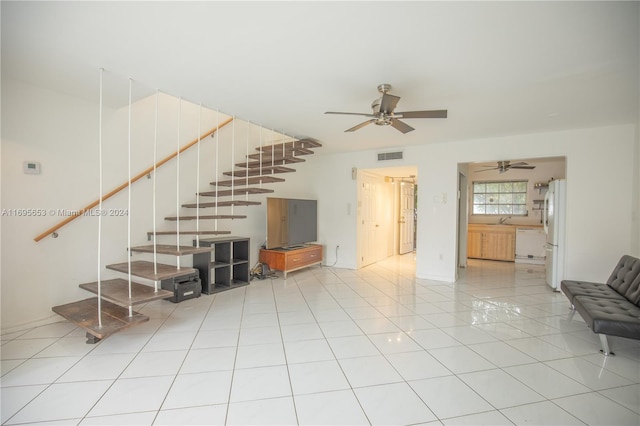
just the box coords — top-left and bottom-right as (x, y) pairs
(467, 228), (484, 258)
(467, 224), (516, 261)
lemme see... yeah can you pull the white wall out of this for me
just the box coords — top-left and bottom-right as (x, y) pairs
(633, 124), (640, 255)
(306, 125), (637, 284)
(2, 80), (103, 331)
(414, 125), (637, 282)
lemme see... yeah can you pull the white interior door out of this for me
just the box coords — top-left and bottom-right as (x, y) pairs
(359, 174), (378, 267)
(359, 171), (394, 268)
(399, 182), (415, 254)
(358, 170), (405, 268)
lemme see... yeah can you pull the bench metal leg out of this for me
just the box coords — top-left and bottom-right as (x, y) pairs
(599, 334), (615, 356)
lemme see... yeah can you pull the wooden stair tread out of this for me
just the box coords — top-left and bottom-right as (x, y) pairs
(52, 297), (148, 340)
(130, 244), (213, 255)
(261, 139), (322, 150)
(79, 279), (174, 306)
(257, 144), (316, 154)
(182, 200), (262, 208)
(199, 188), (274, 197)
(248, 147), (314, 159)
(236, 157), (305, 168)
(106, 260), (198, 281)
(147, 230), (232, 236)
(211, 176), (285, 187)
(164, 214), (247, 221)
(223, 166), (296, 177)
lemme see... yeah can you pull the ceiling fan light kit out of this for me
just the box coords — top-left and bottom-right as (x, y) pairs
(325, 84), (447, 134)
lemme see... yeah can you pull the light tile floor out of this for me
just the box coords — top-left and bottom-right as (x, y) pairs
(2, 257), (639, 425)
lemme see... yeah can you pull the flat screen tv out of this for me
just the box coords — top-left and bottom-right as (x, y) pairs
(266, 197), (318, 249)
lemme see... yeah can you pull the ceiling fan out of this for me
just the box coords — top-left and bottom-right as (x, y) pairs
(476, 160), (536, 173)
(324, 84), (447, 134)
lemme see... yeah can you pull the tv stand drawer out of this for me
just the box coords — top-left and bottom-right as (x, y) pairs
(260, 244), (322, 278)
(288, 246), (321, 266)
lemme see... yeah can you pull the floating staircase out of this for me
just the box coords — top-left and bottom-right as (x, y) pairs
(52, 298), (149, 343)
(146, 230), (232, 238)
(181, 200), (262, 209)
(237, 157), (305, 168)
(247, 147), (314, 159)
(198, 187), (274, 197)
(128, 244), (216, 255)
(223, 166), (296, 177)
(213, 175), (286, 186)
(52, 136), (321, 342)
(79, 279), (174, 306)
(106, 260), (198, 281)
(164, 215), (247, 221)
(255, 138), (322, 154)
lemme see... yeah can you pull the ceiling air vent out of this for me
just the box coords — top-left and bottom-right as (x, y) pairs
(378, 151), (403, 161)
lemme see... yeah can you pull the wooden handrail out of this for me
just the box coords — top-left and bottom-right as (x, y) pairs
(34, 117), (234, 242)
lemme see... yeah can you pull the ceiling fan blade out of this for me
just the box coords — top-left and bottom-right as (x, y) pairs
(379, 94), (400, 114)
(345, 119), (375, 132)
(325, 111), (376, 117)
(397, 109), (448, 119)
(475, 167), (499, 173)
(389, 119), (414, 134)
(509, 165), (536, 169)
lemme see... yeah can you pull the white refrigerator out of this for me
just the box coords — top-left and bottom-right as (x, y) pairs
(544, 179), (566, 290)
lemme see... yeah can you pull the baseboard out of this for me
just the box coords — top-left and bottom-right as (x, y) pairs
(1, 313), (64, 335)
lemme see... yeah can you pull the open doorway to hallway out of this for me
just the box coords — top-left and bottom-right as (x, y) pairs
(356, 165), (418, 270)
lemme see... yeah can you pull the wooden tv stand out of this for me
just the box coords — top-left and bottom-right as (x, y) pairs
(259, 244), (323, 278)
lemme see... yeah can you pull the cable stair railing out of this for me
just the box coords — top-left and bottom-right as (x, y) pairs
(53, 132), (322, 342)
(50, 75), (322, 343)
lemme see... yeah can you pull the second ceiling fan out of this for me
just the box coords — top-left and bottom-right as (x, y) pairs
(476, 160), (536, 173)
(325, 84), (447, 134)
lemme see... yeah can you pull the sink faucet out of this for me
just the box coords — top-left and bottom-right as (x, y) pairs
(498, 216), (511, 224)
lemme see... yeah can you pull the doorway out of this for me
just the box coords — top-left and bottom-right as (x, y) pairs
(456, 156), (567, 276)
(399, 181), (416, 254)
(356, 166), (418, 269)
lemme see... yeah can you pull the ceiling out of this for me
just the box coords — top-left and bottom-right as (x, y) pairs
(2, 2), (638, 155)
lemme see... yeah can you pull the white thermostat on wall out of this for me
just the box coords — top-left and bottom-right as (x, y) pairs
(23, 161), (41, 174)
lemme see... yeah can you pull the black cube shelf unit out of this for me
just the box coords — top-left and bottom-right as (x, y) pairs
(193, 236), (250, 294)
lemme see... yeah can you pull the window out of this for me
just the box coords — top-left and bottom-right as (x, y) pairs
(472, 180), (527, 215)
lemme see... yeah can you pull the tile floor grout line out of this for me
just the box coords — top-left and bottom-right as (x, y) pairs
(269, 274), (301, 425)
(293, 267), (375, 425)
(2, 316), (123, 425)
(222, 284), (249, 425)
(2, 258), (639, 425)
(150, 290), (220, 424)
(74, 298), (181, 424)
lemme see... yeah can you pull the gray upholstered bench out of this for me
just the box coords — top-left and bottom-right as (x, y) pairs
(560, 255), (640, 356)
